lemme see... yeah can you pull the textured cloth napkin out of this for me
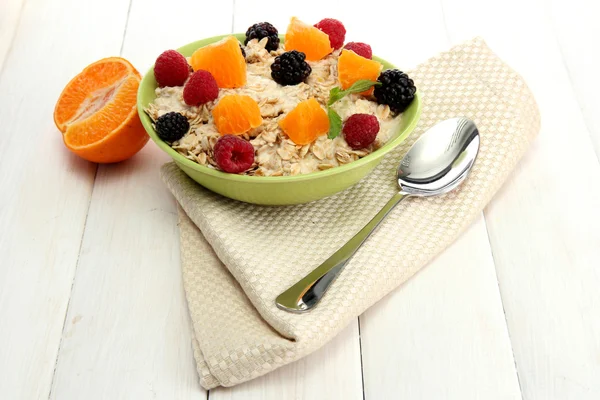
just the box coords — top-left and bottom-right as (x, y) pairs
(160, 37), (540, 389)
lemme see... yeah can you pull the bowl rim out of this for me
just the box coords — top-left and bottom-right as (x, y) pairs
(137, 33), (422, 184)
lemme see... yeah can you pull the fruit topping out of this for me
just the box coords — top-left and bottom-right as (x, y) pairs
(271, 50), (312, 86)
(183, 70), (219, 106)
(285, 17), (333, 61)
(212, 94), (263, 135)
(343, 42), (372, 59)
(153, 50), (190, 87)
(155, 112), (190, 142)
(244, 22), (280, 52)
(314, 18), (346, 50)
(342, 114), (379, 149)
(337, 49), (382, 95)
(279, 98), (329, 145)
(190, 36), (246, 88)
(214, 135), (255, 173)
(373, 69), (416, 113)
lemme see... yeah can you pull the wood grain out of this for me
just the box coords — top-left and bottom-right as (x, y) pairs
(0, 0), (131, 398)
(0, 0), (23, 70)
(442, 0), (600, 398)
(547, 0), (600, 159)
(361, 217), (522, 399)
(48, 0), (235, 399)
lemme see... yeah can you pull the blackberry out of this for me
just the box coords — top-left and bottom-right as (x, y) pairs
(270, 51), (312, 86)
(245, 22), (280, 52)
(373, 69), (417, 113)
(155, 112), (189, 142)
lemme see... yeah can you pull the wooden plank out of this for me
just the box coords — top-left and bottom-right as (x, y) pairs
(48, 0), (234, 398)
(547, 0), (600, 159)
(0, 0), (131, 398)
(210, 323), (363, 400)
(0, 0), (23, 70)
(361, 217), (522, 399)
(441, 0), (600, 398)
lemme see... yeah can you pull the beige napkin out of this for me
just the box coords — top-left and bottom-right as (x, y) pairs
(160, 37), (540, 389)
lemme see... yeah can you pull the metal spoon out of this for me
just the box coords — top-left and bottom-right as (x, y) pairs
(275, 117), (480, 313)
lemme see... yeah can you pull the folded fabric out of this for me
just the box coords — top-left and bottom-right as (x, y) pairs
(160, 37), (541, 389)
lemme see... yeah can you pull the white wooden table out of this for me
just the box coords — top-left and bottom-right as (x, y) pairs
(1, 0), (599, 398)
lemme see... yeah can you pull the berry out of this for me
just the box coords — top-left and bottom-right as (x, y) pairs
(154, 50), (190, 87)
(344, 42), (372, 59)
(342, 114), (380, 150)
(314, 18), (346, 50)
(183, 70), (219, 106)
(155, 112), (189, 142)
(245, 22), (280, 52)
(373, 69), (417, 113)
(271, 50), (312, 86)
(214, 135), (255, 173)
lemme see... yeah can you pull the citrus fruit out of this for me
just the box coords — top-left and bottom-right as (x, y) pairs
(279, 98), (329, 145)
(212, 95), (263, 135)
(338, 49), (383, 96)
(53, 57), (149, 163)
(284, 17), (333, 61)
(190, 36), (247, 88)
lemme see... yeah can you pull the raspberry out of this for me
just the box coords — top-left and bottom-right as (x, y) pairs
(154, 50), (190, 87)
(373, 69), (416, 113)
(183, 70), (219, 106)
(314, 18), (346, 50)
(271, 50), (312, 86)
(342, 114), (380, 150)
(245, 22), (280, 52)
(155, 112), (189, 142)
(214, 135), (255, 173)
(344, 42), (372, 59)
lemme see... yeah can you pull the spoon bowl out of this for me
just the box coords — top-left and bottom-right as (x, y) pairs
(276, 117), (480, 313)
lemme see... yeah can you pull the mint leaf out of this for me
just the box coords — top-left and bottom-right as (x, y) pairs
(327, 80), (381, 107)
(327, 108), (343, 139)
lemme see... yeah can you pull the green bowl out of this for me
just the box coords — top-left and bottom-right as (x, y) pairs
(137, 34), (422, 205)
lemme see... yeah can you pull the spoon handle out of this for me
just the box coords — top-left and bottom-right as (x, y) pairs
(275, 192), (408, 313)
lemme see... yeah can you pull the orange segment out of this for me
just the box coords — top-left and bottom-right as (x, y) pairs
(212, 95), (263, 135)
(338, 49), (383, 96)
(54, 57), (135, 132)
(53, 57), (148, 163)
(190, 36), (247, 88)
(285, 17), (333, 61)
(279, 98), (329, 145)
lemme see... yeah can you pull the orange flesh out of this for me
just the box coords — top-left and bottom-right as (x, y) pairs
(279, 98), (329, 145)
(190, 36), (247, 88)
(338, 49), (383, 96)
(212, 95), (263, 135)
(284, 17), (333, 61)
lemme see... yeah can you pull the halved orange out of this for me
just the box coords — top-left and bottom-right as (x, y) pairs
(212, 95), (263, 135)
(279, 98), (329, 145)
(285, 17), (333, 61)
(53, 57), (149, 163)
(190, 36), (247, 88)
(338, 49), (383, 96)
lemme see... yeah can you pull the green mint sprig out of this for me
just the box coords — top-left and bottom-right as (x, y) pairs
(327, 79), (381, 139)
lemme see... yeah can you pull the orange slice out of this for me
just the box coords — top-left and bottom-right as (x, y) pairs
(279, 98), (329, 145)
(212, 95), (263, 135)
(53, 57), (149, 163)
(285, 17), (333, 61)
(190, 36), (247, 88)
(338, 49), (383, 96)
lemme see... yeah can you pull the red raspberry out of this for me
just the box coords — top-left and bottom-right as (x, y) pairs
(214, 135), (255, 173)
(314, 18), (346, 50)
(154, 50), (190, 87)
(342, 114), (380, 150)
(183, 70), (219, 106)
(343, 42), (372, 59)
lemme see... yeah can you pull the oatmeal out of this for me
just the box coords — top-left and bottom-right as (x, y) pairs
(145, 37), (402, 176)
